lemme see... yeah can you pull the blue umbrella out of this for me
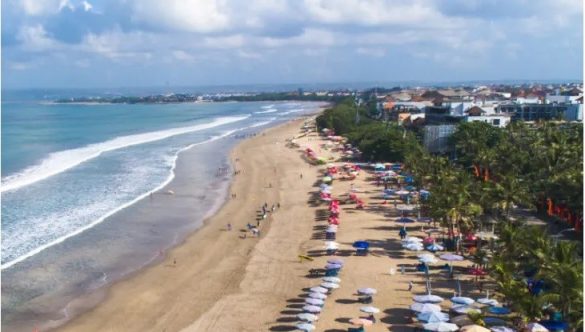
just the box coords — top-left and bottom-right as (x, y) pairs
(426, 243), (444, 252)
(417, 311), (449, 323)
(538, 320), (569, 331)
(397, 217), (415, 223)
(352, 241), (369, 249)
(488, 307), (511, 315)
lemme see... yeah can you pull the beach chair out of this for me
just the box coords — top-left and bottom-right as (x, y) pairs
(358, 295), (373, 304)
(356, 247), (368, 256)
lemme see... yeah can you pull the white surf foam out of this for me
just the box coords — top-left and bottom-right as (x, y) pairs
(260, 104), (275, 109)
(254, 108), (278, 114)
(1, 116), (250, 193)
(1, 119), (276, 270)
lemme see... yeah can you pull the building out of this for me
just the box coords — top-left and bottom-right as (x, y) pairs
(497, 103), (582, 122)
(464, 115), (511, 128)
(423, 125), (457, 153)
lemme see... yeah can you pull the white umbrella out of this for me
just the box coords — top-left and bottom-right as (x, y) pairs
(423, 322), (459, 332)
(308, 292), (327, 299)
(525, 323), (549, 332)
(403, 236), (423, 243)
(413, 294), (444, 303)
(359, 306), (380, 314)
(357, 288), (377, 295)
(321, 282), (340, 289)
(451, 304), (480, 314)
(322, 277), (341, 283)
(410, 303), (442, 312)
(419, 256), (438, 264)
(310, 286), (328, 293)
(305, 298), (324, 306)
(418, 253), (436, 260)
(302, 305), (322, 313)
(297, 313), (318, 322)
(324, 242), (339, 250)
(440, 254), (464, 261)
(451, 296), (475, 305)
(403, 243), (424, 251)
(417, 311), (450, 323)
(296, 322), (316, 331)
(396, 190), (410, 195)
(477, 298), (499, 306)
(326, 258), (344, 265)
(426, 243), (444, 252)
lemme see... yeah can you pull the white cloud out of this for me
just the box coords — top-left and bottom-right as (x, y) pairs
(16, 25), (60, 51)
(20, 0), (62, 15)
(82, 1), (93, 12)
(8, 61), (35, 70)
(131, 0), (230, 33)
(172, 50), (195, 61)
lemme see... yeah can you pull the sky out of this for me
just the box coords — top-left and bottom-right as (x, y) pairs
(2, 0), (583, 89)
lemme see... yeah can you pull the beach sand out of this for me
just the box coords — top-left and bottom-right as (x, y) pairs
(58, 116), (485, 332)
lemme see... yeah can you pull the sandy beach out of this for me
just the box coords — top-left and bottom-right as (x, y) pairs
(58, 115), (482, 332)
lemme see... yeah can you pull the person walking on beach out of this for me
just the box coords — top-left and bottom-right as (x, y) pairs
(300, 173), (303, 179)
(408, 281), (413, 292)
(227, 223), (232, 231)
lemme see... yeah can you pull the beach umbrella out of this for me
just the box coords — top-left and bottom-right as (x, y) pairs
(483, 318), (507, 326)
(302, 305), (322, 313)
(359, 306), (380, 314)
(413, 294), (444, 303)
(396, 190), (410, 195)
(417, 311), (450, 323)
(324, 242), (339, 250)
(451, 315), (474, 326)
(352, 241), (369, 249)
(403, 236), (423, 243)
(410, 303), (442, 313)
(357, 288), (377, 295)
(451, 304), (480, 314)
(403, 243), (424, 251)
(322, 176), (332, 183)
(327, 258), (344, 265)
(423, 322), (459, 332)
(322, 277), (341, 283)
(349, 318), (373, 327)
(418, 253), (436, 260)
(296, 322), (316, 331)
(525, 323), (549, 332)
(538, 321), (569, 331)
(308, 292), (327, 299)
(477, 298), (499, 306)
(426, 243), (444, 252)
(461, 325), (491, 332)
(320, 282), (340, 289)
(305, 298), (325, 306)
(488, 307), (511, 315)
(418, 217), (433, 223)
(490, 327), (516, 332)
(397, 217), (416, 223)
(325, 263), (342, 270)
(419, 256), (438, 264)
(310, 286), (328, 293)
(451, 297), (475, 305)
(297, 313), (318, 322)
(440, 254), (464, 261)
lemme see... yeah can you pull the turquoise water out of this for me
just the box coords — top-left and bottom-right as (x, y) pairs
(2, 97), (320, 268)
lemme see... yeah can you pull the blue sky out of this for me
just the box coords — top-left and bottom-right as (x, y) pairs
(2, 0), (583, 89)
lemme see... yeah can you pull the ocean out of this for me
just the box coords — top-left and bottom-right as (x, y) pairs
(1, 90), (326, 330)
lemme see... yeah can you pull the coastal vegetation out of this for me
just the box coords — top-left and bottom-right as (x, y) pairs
(316, 99), (583, 329)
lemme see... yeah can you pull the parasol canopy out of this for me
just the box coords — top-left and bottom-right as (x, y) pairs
(410, 302), (442, 313)
(423, 322), (459, 332)
(413, 294), (444, 303)
(417, 311), (450, 323)
(440, 254), (464, 261)
(297, 313), (318, 322)
(359, 306), (380, 314)
(357, 288), (377, 295)
(451, 297), (475, 305)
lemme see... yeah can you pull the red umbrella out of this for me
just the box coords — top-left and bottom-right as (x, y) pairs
(423, 237), (435, 244)
(469, 267), (487, 276)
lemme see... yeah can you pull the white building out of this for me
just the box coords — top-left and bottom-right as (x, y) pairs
(464, 115), (511, 128)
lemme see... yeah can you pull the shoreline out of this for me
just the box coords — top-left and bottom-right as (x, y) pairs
(52, 113), (322, 332)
